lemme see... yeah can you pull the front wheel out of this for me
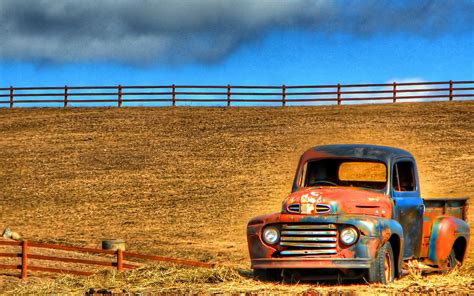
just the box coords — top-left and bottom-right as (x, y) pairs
(368, 241), (395, 284)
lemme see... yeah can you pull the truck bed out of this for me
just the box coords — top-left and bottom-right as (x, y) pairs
(420, 197), (469, 258)
(423, 197), (468, 221)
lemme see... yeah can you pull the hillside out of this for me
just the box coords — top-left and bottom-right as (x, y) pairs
(0, 101), (473, 293)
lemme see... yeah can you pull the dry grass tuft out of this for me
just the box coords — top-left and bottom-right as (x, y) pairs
(405, 259), (423, 281)
(4, 261), (473, 295)
(388, 261), (474, 295)
(6, 264), (245, 294)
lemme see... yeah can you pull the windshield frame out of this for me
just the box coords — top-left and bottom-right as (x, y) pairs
(297, 158), (389, 194)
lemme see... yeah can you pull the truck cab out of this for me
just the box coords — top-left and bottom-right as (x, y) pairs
(247, 144), (469, 283)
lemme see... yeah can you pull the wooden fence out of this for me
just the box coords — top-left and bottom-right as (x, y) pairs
(0, 240), (213, 280)
(0, 80), (473, 108)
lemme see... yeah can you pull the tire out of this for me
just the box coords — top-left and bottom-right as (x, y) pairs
(445, 249), (457, 272)
(253, 269), (281, 282)
(368, 241), (395, 284)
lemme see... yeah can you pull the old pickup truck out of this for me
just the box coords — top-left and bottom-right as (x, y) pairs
(247, 144), (469, 283)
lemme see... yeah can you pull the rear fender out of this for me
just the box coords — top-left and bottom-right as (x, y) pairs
(428, 216), (470, 267)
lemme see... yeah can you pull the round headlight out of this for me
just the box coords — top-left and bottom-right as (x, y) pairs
(262, 226), (280, 245)
(340, 227), (358, 245)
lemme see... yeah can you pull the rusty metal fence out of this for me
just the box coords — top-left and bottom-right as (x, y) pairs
(0, 80), (473, 108)
(0, 240), (213, 280)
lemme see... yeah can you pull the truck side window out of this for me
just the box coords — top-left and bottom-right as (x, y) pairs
(393, 161), (415, 192)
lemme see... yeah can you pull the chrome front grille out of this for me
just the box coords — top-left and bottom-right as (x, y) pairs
(279, 224), (338, 256)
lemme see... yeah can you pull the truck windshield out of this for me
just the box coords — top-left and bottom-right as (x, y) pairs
(302, 159), (387, 191)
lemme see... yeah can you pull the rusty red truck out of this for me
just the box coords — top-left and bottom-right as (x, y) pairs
(247, 144), (469, 283)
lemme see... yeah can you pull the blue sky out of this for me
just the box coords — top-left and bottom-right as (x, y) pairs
(0, 1), (473, 88)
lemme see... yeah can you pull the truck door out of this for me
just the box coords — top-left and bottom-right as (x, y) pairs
(391, 159), (423, 259)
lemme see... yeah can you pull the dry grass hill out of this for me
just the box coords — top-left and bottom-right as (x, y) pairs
(0, 101), (473, 294)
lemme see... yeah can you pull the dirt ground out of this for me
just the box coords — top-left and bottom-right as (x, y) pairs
(0, 101), (473, 294)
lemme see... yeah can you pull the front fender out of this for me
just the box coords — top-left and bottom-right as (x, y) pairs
(428, 216), (470, 267)
(247, 213), (281, 259)
(344, 216), (404, 277)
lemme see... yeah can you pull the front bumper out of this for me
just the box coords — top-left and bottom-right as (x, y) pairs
(252, 257), (372, 269)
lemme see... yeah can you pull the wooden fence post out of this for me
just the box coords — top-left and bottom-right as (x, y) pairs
(449, 80), (453, 101)
(64, 85), (68, 108)
(21, 240), (28, 280)
(172, 84), (176, 107)
(227, 84), (231, 109)
(337, 83), (341, 106)
(282, 85), (286, 107)
(393, 82), (397, 103)
(118, 85), (122, 107)
(9, 86), (13, 109)
(116, 249), (123, 272)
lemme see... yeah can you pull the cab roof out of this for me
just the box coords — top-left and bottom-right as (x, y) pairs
(303, 144), (414, 163)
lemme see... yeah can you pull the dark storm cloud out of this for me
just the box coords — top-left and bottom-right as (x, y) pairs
(0, 0), (472, 65)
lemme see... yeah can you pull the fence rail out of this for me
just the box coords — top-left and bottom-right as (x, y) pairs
(0, 240), (213, 280)
(0, 80), (473, 108)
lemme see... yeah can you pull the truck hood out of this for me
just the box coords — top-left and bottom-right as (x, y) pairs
(282, 187), (392, 219)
